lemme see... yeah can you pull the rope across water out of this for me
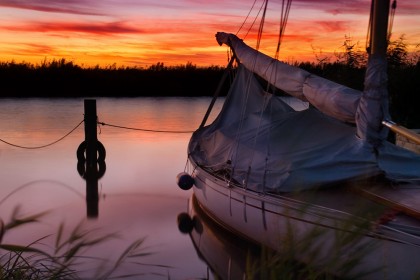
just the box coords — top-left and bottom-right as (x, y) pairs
(0, 119), (84, 149)
(0, 119), (194, 150)
(98, 121), (194, 134)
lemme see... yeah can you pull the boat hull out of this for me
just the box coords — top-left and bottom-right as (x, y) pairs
(188, 158), (420, 279)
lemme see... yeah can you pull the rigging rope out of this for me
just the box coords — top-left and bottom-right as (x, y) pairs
(0, 119), (84, 149)
(230, 1), (270, 180)
(256, 0), (269, 50)
(98, 121), (194, 134)
(239, 0), (269, 42)
(238, 0), (293, 184)
(236, 0), (259, 36)
(365, 0), (373, 52)
(274, 0), (292, 59)
(388, 0), (397, 41)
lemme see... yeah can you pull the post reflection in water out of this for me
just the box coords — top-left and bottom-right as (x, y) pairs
(77, 159), (106, 218)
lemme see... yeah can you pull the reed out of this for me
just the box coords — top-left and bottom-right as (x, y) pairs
(0, 206), (165, 279)
(244, 192), (387, 280)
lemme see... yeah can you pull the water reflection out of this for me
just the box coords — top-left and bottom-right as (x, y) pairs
(77, 160), (106, 218)
(0, 97), (223, 278)
(178, 195), (262, 279)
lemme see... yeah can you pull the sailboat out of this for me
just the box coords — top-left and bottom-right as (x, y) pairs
(177, 0), (420, 278)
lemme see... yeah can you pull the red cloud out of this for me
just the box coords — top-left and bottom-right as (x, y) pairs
(1, 21), (144, 36)
(293, 0), (370, 15)
(0, 0), (104, 16)
(314, 20), (349, 33)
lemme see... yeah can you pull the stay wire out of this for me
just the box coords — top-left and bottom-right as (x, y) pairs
(274, 0), (292, 59)
(365, 0), (374, 52)
(98, 121), (194, 134)
(243, 0), (268, 41)
(388, 0), (397, 41)
(365, 0), (396, 52)
(256, 0), (269, 50)
(236, 0), (259, 36)
(0, 119), (84, 150)
(233, 0), (268, 181)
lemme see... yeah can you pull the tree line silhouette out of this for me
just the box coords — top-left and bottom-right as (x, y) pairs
(0, 60), (226, 98)
(0, 36), (419, 127)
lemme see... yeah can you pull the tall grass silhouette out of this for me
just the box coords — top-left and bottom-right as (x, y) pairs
(0, 206), (169, 279)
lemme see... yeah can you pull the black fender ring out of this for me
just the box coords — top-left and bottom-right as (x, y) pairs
(77, 140), (106, 162)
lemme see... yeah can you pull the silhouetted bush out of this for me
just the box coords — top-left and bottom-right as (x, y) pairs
(0, 60), (226, 98)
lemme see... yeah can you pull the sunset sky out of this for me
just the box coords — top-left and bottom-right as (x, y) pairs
(0, 0), (419, 67)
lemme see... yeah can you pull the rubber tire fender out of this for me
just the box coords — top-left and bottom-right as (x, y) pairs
(77, 140), (106, 162)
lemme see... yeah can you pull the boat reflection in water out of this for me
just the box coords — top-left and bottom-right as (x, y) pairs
(178, 195), (338, 280)
(178, 195), (261, 279)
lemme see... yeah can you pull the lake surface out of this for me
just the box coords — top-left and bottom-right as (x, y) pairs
(0, 97), (225, 279)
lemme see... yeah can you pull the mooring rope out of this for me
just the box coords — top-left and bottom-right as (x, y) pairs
(0, 118), (193, 150)
(98, 121), (194, 134)
(0, 119), (84, 149)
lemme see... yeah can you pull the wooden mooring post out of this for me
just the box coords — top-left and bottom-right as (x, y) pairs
(84, 99), (98, 218)
(77, 99), (106, 219)
(84, 99), (98, 167)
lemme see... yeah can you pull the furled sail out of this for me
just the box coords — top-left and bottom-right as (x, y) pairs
(216, 32), (361, 124)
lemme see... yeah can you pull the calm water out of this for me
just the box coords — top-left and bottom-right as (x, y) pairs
(0, 97), (224, 279)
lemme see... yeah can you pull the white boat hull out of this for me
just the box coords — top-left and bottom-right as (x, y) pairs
(188, 158), (420, 279)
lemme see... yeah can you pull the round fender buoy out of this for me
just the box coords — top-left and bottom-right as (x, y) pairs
(177, 212), (194, 234)
(77, 140), (106, 162)
(176, 172), (194, 190)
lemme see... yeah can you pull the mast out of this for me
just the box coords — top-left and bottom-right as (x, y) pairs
(355, 0), (391, 148)
(370, 0), (390, 56)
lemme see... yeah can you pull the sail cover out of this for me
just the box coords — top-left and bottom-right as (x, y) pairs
(215, 32), (361, 124)
(189, 64), (420, 192)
